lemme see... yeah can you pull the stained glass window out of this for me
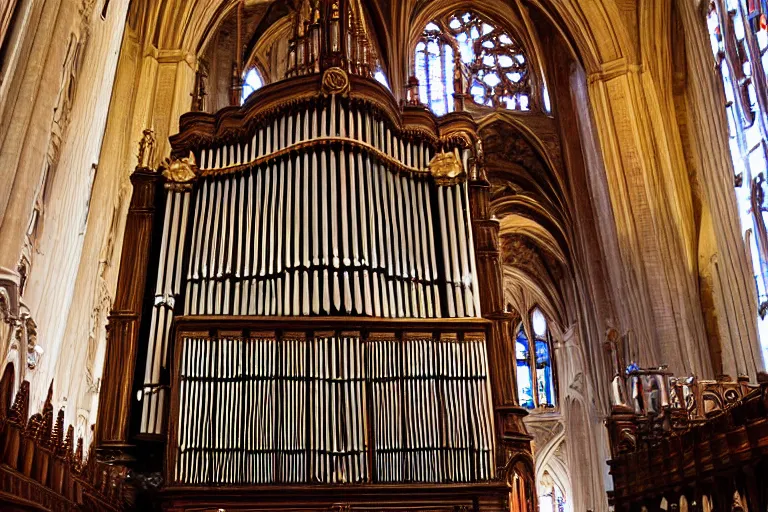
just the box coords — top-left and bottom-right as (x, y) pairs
(516, 325), (534, 409)
(515, 308), (556, 409)
(707, 0), (768, 365)
(414, 11), (533, 116)
(241, 68), (264, 105)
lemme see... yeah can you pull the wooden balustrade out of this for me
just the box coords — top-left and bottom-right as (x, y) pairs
(606, 371), (768, 511)
(0, 381), (133, 511)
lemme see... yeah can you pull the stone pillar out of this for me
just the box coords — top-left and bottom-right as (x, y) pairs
(586, 60), (713, 376)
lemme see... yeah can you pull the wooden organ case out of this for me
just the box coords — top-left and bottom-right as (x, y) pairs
(92, 3), (536, 510)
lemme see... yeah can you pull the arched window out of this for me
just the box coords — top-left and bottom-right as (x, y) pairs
(707, 0), (768, 365)
(241, 67), (264, 105)
(515, 308), (556, 410)
(516, 325), (534, 408)
(538, 470), (569, 512)
(414, 11), (533, 116)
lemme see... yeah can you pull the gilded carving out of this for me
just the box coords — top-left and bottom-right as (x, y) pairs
(429, 150), (465, 186)
(320, 67), (350, 96)
(160, 156), (198, 190)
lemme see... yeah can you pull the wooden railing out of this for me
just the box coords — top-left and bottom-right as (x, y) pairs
(166, 316), (497, 487)
(0, 381), (132, 511)
(606, 369), (768, 511)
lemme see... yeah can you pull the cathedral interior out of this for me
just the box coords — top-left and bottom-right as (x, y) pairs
(1, 0), (768, 510)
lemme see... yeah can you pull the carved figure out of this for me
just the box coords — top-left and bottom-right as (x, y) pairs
(137, 129), (156, 169)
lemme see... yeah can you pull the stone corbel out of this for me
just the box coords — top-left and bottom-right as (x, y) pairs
(0, 268), (20, 323)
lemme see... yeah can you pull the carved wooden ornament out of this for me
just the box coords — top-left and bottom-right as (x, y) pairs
(320, 67), (350, 97)
(429, 150), (465, 186)
(161, 156), (197, 190)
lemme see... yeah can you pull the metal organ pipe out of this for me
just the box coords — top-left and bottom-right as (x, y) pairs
(142, 94), (486, 471)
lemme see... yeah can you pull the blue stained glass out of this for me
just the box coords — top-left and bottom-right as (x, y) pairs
(518, 366), (534, 409)
(415, 10), (536, 114)
(516, 326), (534, 409)
(444, 45), (455, 113)
(241, 68), (264, 104)
(416, 48), (429, 105)
(535, 339), (549, 366)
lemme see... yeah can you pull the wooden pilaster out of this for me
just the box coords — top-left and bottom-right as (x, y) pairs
(468, 176), (534, 483)
(93, 167), (159, 463)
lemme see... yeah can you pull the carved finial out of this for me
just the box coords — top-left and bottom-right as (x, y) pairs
(51, 408), (64, 451)
(7, 381), (29, 426)
(137, 129), (156, 170)
(24, 413), (43, 437)
(60, 424), (74, 459)
(39, 409), (53, 446)
(42, 380), (53, 418)
(73, 437), (84, 472)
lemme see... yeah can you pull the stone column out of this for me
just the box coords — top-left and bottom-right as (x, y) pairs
(676, 0), (764, 379)
(586, 59), (713, 376)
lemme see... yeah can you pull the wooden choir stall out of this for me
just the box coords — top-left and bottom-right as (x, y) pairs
(605, 338), (768, 512)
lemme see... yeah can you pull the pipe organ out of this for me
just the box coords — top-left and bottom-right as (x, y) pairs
(170, 321), (495, 486)
(92, 1), (537, 508)
(140, 75), (483, 438)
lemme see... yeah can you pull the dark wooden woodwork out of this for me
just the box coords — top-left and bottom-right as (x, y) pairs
(0, 381), (132, 511)
(170, 72), (477, 161)
(159, 481), (510, 511)
(607, 377), (768, 511)
(468, 168), (533, 501)
(93, 166), (160, 462)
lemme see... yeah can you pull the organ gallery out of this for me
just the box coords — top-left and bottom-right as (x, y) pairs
(1, 0), (768, 510)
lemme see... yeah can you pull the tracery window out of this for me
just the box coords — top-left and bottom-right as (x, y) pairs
(414, 11), (534, 116)
(707, 0), (768, 365)
(515, 308), (556, 409)
(240, 67), (264, 105)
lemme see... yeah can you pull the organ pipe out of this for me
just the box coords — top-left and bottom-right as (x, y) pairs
(140, 66), (491, 492)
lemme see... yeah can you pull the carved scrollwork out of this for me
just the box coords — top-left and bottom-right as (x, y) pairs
(321, 67), (351, 97)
